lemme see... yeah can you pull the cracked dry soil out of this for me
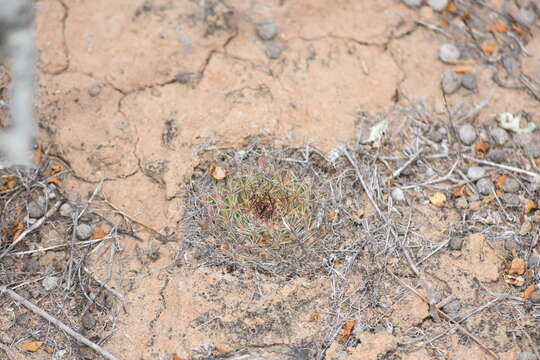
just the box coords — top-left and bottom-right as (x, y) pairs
(2, 0), (540, 359)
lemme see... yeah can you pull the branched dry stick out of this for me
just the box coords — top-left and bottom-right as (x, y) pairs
(0, 286), (119, 360)
(463, 155), (540, 181)
(0, 200), (62, 261)
(390, 148), (424, 180)
(388, 271), (500, 360)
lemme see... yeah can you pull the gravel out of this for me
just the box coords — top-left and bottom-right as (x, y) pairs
(530, 291), (540, 304)
(75, 223), (93, 240)
(82, 312), (96, 330)
(428, 0), (449, 12)
(402, 0), (422, 7)
(503, 193), (520, 207)
(503, 178), (520, 193)
(487, 148), (507, 163)
(527, 255), (540, 269)
(461, 73), (477, 90)
(88, 84), (102, 97)
(42, 276), (58, 291)
(517, 8), (536, 26)
(439, 43), (460, 63)
(467, 166), (485, 181)
(265, 42), (283, 59)
(256, 18), (278, 41)
(476, 178), (494, 195)
(490, 127), (509, 146)
(458, 123), (476, 145)
(27, 199), (45, 218)
(523, 142), (540, 158)
(391, 188), (405, 202)
(449, 237), (463, 250)
(441, 72), (461, 94)
(59, 202), (73, 217)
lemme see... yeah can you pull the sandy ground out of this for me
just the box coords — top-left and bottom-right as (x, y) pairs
(2, 0), (540, 359)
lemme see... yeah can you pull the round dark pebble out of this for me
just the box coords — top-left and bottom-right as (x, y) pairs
(503, 193), (520, 207)
(449, 237), (463, 250)
(88, 84), (102, 97)
(458, 123), (476, 145)
(265, 42), (283, 59)
(503, 178), (520, 193)
(530, 290), (540, 304)
(490, 127), (509, 146)
(27, 199), (45, 218)
(527, 255), (540, 269)
(487, 148), (507, 163)
(82, 312), (96, 330)
(75, 224), (93, 240)
(476, 178), (494, 195)
(461, 73), (477, 90)
(255, 18), (278, 41)
(442, 299), (461, 314)
(504, 237), (518, 251)
(441, 72), (462, 95)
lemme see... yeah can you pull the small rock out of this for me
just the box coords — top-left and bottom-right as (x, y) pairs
(175, 72), (201, 85)
(467, 166), (485, 181)
(503, 178), (520, 193)
(517, 8), (536, 26)
(527, 255), (540, 269)
(428, 0), (449, 12)
(504, 237), (518, 251)
(27, 199), (45, 218)
(449, 237), (463, 250)
(42, 276), (58, 291)
(442, 299), (461, 314)
(518, 352), (538, 360)
(255, 18), (278, 41)
(503, 193), (520, 207)
(455, 197), (468, 209)
(427, 129), (443, 143)
(0, 332), (13, 345)
(265, 42), (283, 59)
(523, 142), (540, 158)
(461, 73), (477, 90)
(59, 202), (73, 218)
(87, 84), (102, 97)
(403, 0), (422, 7)
(82, 312), (96, 330)
(75, 224), (93, 240)
(487, 148), (506, 163)
(439, 43), (460, 63)
(142, 0), (153, 12)
(441, 72), (462, 95)
(23, 258), (40, 273)
(530, 291), (540, 304)
(391, 188), (405, 202)
(490, 127), (509, 146)
(476, 178), (494, 195)
(458, 123), (476, 145)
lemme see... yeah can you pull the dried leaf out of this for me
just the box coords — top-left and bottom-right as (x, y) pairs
(474, 140), (490, 153)
(452, 186), (466, 198)
(481, 43), (497, 54)
(328, 209), (338, 220)
(209, 164), (226, 180)
(522, 284), (536, 299)
(429, 192), (447, 207)
(447, 1), (458, 13)
(519, 220), (532, 235)
(172, 355), (184, 360)
(44, 346), (54, 354)
(0, 176), (17, 191)
(482, 193), (495, 204)
(452, 66), (474, 74)
(33, 147), (43, 165)
(20, 341), (44, 352)
(512, 24), (526, 36)
(504, 274), (525, 287)
(339, 320), (356, 342)
(524, 199), (537, 214)
(461, 11), (470, 21)
(92, 229), (107, 240)
(361, 120), (388, 148)
(487, 23), (509, 33)
(310, 312), (320, 322)
(48, 176), (61, 186)
(495, 175), (507, 189)
(12, 220), (24, 242)
(48, 164), (63, 176)
(214, 346), (230, 354)
(507, 258), (525, 275)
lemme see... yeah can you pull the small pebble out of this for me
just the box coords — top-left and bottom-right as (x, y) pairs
(504, 237), (518, 251)
(503, 193), (520, 207)
(87, 84), (102, 97)
(518, 352), (538, 360)
(75, 224), (93, 240)
(490, 127), (509, 146)
(265, 42), (283, 59)
(441, 72), (462, 95)
(487, 148), (506, 163)
(27, 199), (45, 218)
(439, 43), (460, 63)
(442, 299), (461, 314)
(42, 276), (58, 291)
(523, 142), (540, 158)
(142, 0), (153, 12)
(428, 0), (449, 12)
(467, 166), (485, 181)
(402, 0), (422, 7)
(476, 178), (494, 195)
(82, 312), (96, 330)
(455, 197), (468, 209)
(255, 18), (278, 41)
(458, 123), (476, 145)
(0, 332), (13, 345)
(517, 8), (536, 26)
(427, 129), (443, 143)
(527, 255), (540, 269)
(449, 237), (463, 250)
(174, 72), (201, 85)
(530, 291), (540, 304)
(503, 178), (520, 193)
(391, 188), (405, 202)
(59, 202), (73, 217)
(461, 73), (477, 90)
